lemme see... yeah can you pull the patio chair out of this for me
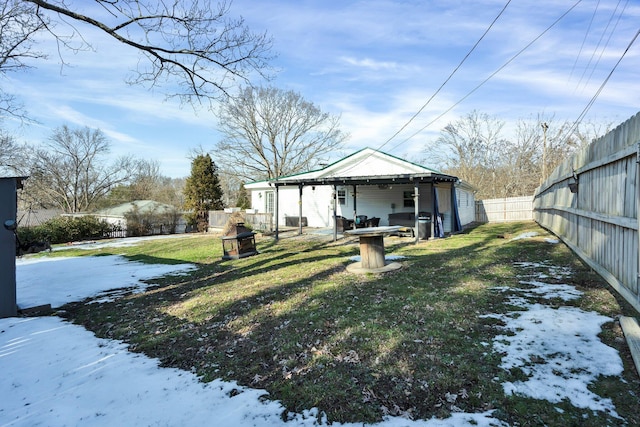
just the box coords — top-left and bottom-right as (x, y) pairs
(355, 215), (368, 228)
(365, 217), (380, 227)
(335, 216), (354, 232)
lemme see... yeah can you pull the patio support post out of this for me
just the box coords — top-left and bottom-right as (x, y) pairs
(414, 182), (419, 244)
(298, 184), (303, 236)
(333, 185), (338, 242)
(451, 182), (462, 232)
(274, 184), (280, 241)
(352, 184), (357, 229)
(433, 184), (440, 238)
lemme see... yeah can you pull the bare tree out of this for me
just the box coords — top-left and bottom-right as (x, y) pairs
(215, 86), (349, 181)
(128, 159), (163, 200)
(0, 131), (29, 175)
(0, 0), (273, 118)
(425, 112), (612, 199)
(218, 171), (244, 207)
(426, 111), (507, 199)
(496, 117), (544, 197)
(102, 160), (186, 208)
(0, 1), (47, 119)
(533, 116), (602, 182)
(26, 125), (136, 212)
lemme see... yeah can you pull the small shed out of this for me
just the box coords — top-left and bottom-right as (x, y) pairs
(245, 148), (476, 241)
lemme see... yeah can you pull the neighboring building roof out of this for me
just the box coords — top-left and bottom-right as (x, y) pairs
(245, 147), (460, 189)
(17, 208), (64, 227)
(93, 200), (178, 218)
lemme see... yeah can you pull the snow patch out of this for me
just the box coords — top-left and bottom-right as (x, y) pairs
(17, 255), (196, 309)
(486, 262), (623, 418)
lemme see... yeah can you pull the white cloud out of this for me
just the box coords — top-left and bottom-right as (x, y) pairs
(4, 0), (639, 179)
(340, 56), (402, 71)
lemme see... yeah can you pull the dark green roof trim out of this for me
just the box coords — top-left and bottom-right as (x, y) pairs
(246, 147), (449, 185)
(273, 173), (458, 187)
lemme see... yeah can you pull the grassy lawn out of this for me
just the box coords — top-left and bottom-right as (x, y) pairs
(60, 222), (640, 425)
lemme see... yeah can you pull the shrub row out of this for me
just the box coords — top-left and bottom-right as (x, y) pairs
(17, 216), (121, 245)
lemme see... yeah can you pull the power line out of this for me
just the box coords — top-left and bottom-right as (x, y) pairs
(568, 0), (600, 81)
(575, 0), (624, 92)
(387, 0), (583, 153)
(583, 0), (629, 91)
(374, 0), (512, 153)
(563, 27), (639, 143)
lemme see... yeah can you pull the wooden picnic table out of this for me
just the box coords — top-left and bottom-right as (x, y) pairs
(344, 226), (401, 271)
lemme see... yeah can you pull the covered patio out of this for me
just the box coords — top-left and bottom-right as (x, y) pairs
(269, 171), (463, 243)
(244, 148), (476, 242)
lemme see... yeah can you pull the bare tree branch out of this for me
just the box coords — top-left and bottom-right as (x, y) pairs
(25, 0), (273, 102)
(0, 0), (47, 119)
(1, 0), (273, 119)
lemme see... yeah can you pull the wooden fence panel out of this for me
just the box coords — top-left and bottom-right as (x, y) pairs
(209, 211), (273, 232)
(475, 196), (533, 223)
(533, 112), (640, 314)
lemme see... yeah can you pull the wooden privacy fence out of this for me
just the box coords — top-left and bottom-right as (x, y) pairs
(209, 210), (273, 232)
(475, 196), (533, 223)
(533, 112), (640, 313)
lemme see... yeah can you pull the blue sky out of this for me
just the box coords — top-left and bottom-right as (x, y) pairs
(4, 0), (639, 178)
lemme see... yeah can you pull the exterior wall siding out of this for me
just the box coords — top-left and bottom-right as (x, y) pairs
(456, 187), (476, 226)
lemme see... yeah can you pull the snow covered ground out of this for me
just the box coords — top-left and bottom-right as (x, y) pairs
(0, 234), (626, 426)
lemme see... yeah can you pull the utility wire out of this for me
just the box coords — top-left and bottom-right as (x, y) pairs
(374, 0), (512, 153)
(387, 0), (583, 153)
(576, 0), (623, 92)
(583, 0), (629, 91)
(563, 27), (639, 143)
(568, 0), (600, 81)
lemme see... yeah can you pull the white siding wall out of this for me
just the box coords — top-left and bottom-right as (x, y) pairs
(331, 183), (443, 227)
(250, 185), (334, 227)
(248, 181), (476, 230)
(456, 187), (476, 226)
(249, 186), (272, 215)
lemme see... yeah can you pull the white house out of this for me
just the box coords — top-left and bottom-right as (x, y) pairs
(245, 148), (476, 239)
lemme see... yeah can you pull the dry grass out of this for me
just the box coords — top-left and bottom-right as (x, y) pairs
(60, 223), (640, 425)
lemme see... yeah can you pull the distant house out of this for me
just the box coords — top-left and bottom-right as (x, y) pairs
(17, 208), (64, 227)
(244, 148), (476, 239)
(91, 200), (187, 236)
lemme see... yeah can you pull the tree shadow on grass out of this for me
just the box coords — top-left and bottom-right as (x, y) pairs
(60, 222), (633, 425)
(59, 227), (513, 422)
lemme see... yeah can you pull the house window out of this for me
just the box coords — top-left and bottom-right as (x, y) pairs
(403, 190), (414, 208)
(337, 189), (346, 205)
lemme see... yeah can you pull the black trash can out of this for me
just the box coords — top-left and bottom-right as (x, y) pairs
(417, 213), (431, 240)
